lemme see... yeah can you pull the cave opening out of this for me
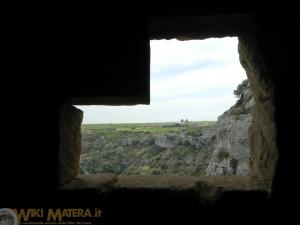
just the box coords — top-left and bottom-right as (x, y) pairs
(58, 18), (278, 198)
(74, 37), (251, 177)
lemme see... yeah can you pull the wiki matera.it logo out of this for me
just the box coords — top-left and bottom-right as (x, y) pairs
(0, 208), (17, 225)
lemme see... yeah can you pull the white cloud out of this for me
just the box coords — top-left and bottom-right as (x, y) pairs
(151, 37), (240, 73)
(151, 65), (246, 101)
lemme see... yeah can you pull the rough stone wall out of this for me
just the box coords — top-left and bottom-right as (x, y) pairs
(238, 34), (278, 189)
(58, 105), (83, 185)
(150, 14), (252, 40)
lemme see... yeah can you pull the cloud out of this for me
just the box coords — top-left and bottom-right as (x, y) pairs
(150, 37), (239, 71)
(151, 60), (224, 80)
(151, 64), (246, 101)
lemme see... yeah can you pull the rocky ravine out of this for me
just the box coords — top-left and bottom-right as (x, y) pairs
(80, 80), (254, 176)
(80, 125), (216, 176)
(206, 80), (254, 176)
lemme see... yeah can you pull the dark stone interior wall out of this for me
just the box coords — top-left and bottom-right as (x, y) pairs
(2, 5), (299, 223)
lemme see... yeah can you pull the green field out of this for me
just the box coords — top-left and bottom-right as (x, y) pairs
(81, 121), (216, 134)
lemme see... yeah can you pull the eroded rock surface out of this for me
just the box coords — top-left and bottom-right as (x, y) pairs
(206, 80), (254, 176)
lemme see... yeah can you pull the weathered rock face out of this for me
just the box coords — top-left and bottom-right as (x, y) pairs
(238, 36), (278, 189)
(153, 132), (215, 149)
(206, 80), (254, 176)
(58, 105), (83, 185)
(154, 133), (181, 149)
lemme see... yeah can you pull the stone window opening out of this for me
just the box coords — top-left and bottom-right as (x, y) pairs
(57, 16), (278, 203)
(75, 37), (252, 179)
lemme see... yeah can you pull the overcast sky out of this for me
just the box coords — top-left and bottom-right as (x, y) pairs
(76, 37), (247, 124)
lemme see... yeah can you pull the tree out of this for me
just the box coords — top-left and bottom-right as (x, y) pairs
(234, 79), (248, 99)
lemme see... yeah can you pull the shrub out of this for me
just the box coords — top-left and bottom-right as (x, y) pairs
(233, 79), (248, 102)
(217, 150), (230, 161)
(230, 158), (238, 174)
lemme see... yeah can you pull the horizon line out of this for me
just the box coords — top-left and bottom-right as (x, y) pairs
(81, 120), (217, 125)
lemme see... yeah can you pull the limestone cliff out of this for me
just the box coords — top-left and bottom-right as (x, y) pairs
(206, 80), (254, 176)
